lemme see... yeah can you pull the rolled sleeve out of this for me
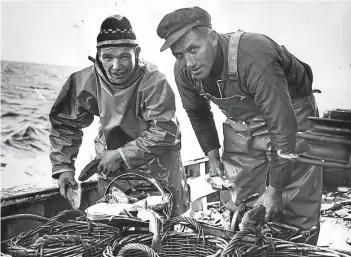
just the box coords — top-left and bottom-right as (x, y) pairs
(49, 74), (94, 179)
(174, 64), (220, 155)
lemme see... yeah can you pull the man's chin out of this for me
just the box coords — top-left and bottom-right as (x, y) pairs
(191, 69), (210, 80)
(108, 76), (127, 85)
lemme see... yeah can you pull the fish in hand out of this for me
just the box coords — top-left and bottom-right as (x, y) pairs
(78, 158), (101, 181)
(239, 204), (266, 231)
(66, 183), (82, 210)
(206, 176), (236, 190)
(78, 129), (132, 181)
(78, 158), (127, 181)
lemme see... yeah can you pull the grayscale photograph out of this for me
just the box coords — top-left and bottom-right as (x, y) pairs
(1, 0), (351, 256)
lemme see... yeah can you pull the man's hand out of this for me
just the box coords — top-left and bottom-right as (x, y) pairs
(58, 171), (78, 199)
(97, 150), (123, 178)
(254, 186), (283, 222)
(207, 148), (226, 178)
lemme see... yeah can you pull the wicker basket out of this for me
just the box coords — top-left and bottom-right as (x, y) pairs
(220, 226), (351, 257)
(111, 226), (351, 257)
(93, 171), (173, 227)
(2, 210), (120, 257)
(103, 216), (229, 257)
(114, 240), (351, 257)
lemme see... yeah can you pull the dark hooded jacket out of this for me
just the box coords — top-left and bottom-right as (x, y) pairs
(49, 58), (181, 184)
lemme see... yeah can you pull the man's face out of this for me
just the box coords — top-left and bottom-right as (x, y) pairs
(100, 46), (139, 84)
(171, 29), (217, 80)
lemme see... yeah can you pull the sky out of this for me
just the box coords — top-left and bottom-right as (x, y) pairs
(1, 0), (225, 68)
(2, 1), (351, 69)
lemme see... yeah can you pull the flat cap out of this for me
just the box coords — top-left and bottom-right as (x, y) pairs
(157, 6), (212, 52)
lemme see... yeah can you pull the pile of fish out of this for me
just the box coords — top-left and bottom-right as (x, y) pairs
(183, 175), (267, 232)
(182, 207), (231, 229)
(321, 186), (351, 226)
(86, 187), (170, 221)
(187, 175), (237, 229)
(320, 186), (351, 246)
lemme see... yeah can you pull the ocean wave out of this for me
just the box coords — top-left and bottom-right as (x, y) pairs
(30, 82), (57, 91)
(1, 61), (78, 178)
(1, 65), (15, 75)
(1, 98), (22, 106)
(12, 125), (46, 139)
(1, 111), (20, 118)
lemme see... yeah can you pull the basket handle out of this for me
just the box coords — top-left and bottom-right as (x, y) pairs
(116, 243), (160, 257)
(221, 228), (254, 256)
(50, 210), (85, 222)
(1, 214), (51, 224)
(0, 210), (84, 224)
(104, 171), (166, 197)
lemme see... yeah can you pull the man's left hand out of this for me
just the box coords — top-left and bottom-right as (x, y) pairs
(254, 186), (283, 222)
(97, 150), (123, 178)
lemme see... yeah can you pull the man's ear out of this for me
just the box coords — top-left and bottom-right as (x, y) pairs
(209, 30), (218, 47)
(97, 49), (102, 62)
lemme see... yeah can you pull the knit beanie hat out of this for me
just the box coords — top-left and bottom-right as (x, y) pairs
(97, 14), (138, 48)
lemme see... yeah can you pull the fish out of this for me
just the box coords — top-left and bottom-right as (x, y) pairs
(66, 183), (82, 210)
(206, 176), (236, 190)
(98, 187), (138, 204)
(78, 130), (132, 181)
(207, 176), (239, 207)
(85, 202), (138, 220)
(111, 187), (130, 203)
(137, 209), (162, 252)
(78, 158), (128, 181)
(133, 195), (170, 211)
(239, 204), (266, 231)
(78, 158), (101, 181)
(206, 176), (225, 190)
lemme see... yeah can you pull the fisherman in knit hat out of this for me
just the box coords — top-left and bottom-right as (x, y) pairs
(49, 15), (189, 216)
(157, 6), (322, 243)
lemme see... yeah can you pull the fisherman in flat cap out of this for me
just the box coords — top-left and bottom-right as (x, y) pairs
(157, 6), (322, 243)
(49, 14), (189, 216)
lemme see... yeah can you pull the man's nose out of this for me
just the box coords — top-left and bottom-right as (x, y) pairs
(112, 58), (120, 70)
(185, 55), (196, 69)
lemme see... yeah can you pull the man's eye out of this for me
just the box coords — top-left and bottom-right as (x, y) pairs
(189, 47), (198, 53)
(103, 57), (112, 61)
(176, 54), (184, 59)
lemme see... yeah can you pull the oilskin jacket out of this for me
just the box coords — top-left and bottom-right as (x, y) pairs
(49, 58), (189, 214)
(175, 31), (314, 189)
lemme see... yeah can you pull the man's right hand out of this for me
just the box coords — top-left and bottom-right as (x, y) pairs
(207, 148), (226, 178)
(58, 171), (78, 199)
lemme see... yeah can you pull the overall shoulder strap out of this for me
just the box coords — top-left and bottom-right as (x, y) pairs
(228, 30), (245, 81)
